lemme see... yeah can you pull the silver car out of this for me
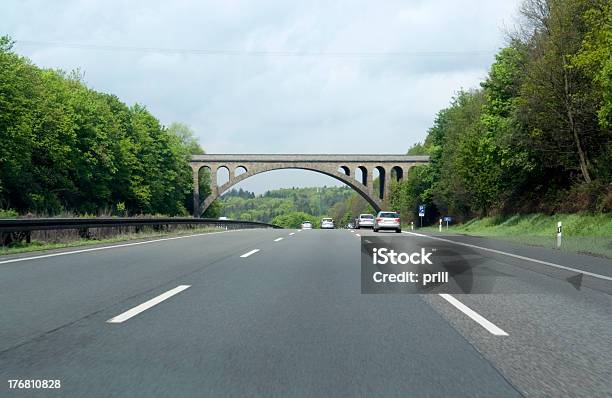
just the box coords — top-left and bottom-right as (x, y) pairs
(301, 221), (313, 229)
(373, 211), (401, 233)
(356, 214), (375, 229)
(320, 218), (334, 229)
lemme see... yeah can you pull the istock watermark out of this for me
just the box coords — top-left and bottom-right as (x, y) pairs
(372, 247), (433, 265)
(361, 236), (505, 294)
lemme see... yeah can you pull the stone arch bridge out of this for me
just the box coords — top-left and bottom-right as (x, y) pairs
(189, 154), (429, 217)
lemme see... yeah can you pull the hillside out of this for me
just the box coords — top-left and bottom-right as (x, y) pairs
(219, 186), (372, 228)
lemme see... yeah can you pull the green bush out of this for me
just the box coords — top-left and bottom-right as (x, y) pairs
(0, 209), (18, 218)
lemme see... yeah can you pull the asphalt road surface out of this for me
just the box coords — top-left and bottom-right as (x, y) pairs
(0, 228), (610, 397)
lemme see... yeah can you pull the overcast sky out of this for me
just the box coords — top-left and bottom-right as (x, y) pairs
(3, 0), (521, 193)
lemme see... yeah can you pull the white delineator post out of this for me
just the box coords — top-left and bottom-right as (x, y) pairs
(439, 218), (442, 232)
(556, 221), (562, 249)
(411, 221), (414, 231)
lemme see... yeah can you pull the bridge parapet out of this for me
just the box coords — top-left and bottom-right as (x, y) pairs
(189, 154), (429, 217)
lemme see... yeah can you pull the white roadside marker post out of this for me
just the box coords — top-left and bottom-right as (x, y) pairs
(556, 221), (562, 249)
(439, 218), (442, 232)
(411, 221), (414, 231)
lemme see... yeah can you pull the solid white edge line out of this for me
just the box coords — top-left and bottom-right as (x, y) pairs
(0, 230), (239, 265)
(439, 294), (508, 336)
(107, 285), (191, 323)
(274, 237), (284, 242)
(240, 249), (260, 258)
(403, 231), (612, 282)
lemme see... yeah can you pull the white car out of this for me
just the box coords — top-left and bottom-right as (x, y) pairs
(356, 214), (375, 229)
(320, 218), (334, 229)
(300, 221), (313, 229)
(373, 211), (401, 233)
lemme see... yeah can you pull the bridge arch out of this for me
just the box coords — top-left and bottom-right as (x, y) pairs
(355, 166), (368, 186)
(189, 154), (429, 217)
(338, 166), (350, 176)
(216, 166), (230, 186)
(391, 166), (404, 181)
(197, 164), (381, 216)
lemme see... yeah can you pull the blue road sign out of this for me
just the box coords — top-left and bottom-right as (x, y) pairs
(443, 216), (452, 222)
(418, 205), (425, 217)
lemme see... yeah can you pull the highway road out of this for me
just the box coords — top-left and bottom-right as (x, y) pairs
(0, 228), (610, 397)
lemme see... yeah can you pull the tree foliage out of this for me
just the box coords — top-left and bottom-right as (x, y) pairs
(219, 186), (356, 224)
(271, 212), (320, 229)
(0, 38), (205, 216)
(391, 0), (611, 223)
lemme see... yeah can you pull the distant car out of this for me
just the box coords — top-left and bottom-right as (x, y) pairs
(356, 214), (375, 229)
(218, 216), (229, 220)
(373, 211), (401, 233)
(320, 218), (334, 229)
(301, 221), (313, 229)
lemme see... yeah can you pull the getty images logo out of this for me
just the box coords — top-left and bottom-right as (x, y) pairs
(372, 247), (433, 265)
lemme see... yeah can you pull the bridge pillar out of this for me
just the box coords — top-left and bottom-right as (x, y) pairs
(365, 166), (373, 188)
(383, 168), (392, 205)
(192, 166), (200, 218)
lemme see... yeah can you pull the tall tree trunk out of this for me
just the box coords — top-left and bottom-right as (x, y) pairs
(563, 57), (592, 183)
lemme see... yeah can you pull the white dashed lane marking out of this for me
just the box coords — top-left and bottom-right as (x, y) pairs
(438, 294), (508, 336)
(240, 249), (260, 258)
(107, 285), (191, 324)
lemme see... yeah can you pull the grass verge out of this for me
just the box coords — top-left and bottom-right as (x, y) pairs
(0, 226), (224, 256)
(422, 213), (612, 258)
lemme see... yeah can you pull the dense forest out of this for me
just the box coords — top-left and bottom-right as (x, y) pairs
(389, 0), (611, 224)
(0, 36), (218, 217)
(220, 186), (367, 227)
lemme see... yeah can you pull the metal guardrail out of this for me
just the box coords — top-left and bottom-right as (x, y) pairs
(0, 218), (281, 246)
(0, 217), (281, 232)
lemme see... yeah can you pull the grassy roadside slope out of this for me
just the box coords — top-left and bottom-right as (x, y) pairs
(0, 226), (223, 256)
(423, 214), (612, 258)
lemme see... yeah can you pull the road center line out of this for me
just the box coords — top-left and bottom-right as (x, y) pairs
(289, 233), (295, 236)
(355, 234), (361, 237)
(0, 230), (237, 265)
(274, 237), (283, 242)
(438, 294), (508, 336)
(107, 285), (191, 324)
(240, 249), (260, 258)
(402, 231), (612, 281)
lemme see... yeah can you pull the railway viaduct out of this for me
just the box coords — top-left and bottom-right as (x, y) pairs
(189, 154), (429, 217)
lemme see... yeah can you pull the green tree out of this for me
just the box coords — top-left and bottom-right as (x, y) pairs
(517, 0), (609, 183)
(0, 37), (209, 216)
(271, 211), (320, 229)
